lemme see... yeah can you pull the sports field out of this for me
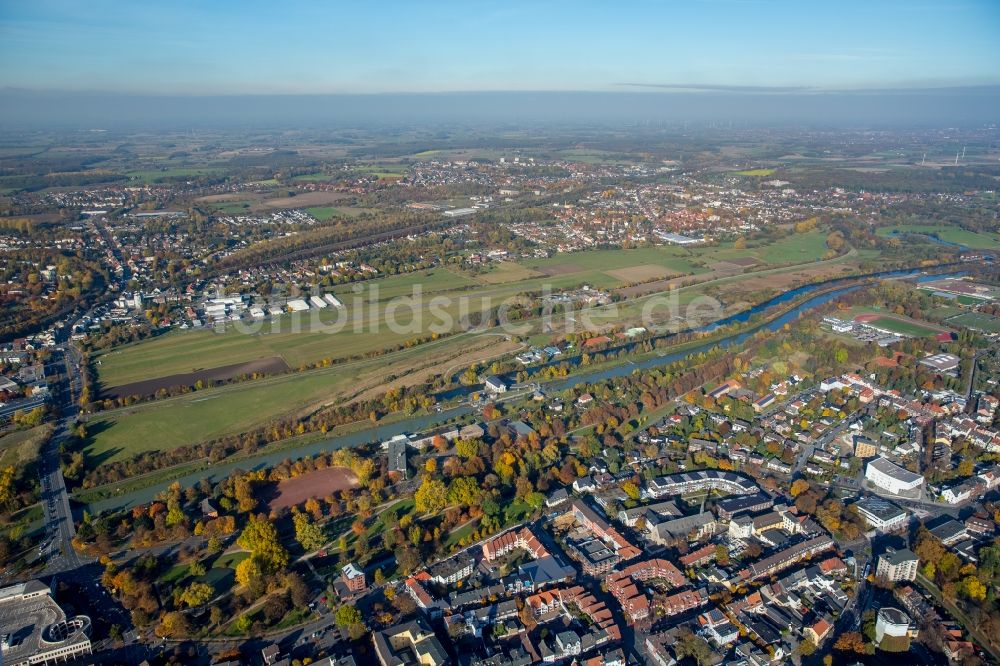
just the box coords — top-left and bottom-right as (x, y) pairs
(853, 312), (946, 337)
(269, 467), (358, 510)
(877, 224), (1000, 250)
(306, 206), (365, 221)
(945, 311), (1000, 333)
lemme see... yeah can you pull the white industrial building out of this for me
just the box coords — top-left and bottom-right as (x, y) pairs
(865, 457), (924, 495)
(0, 580), (92, 666)
(287, 299), (310, 312)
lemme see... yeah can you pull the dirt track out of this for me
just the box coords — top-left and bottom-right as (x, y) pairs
(269, 467), (358, 510)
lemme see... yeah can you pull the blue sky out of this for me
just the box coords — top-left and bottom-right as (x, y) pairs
(1, 0), (998, 94)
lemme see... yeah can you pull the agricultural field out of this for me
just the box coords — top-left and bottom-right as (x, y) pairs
(87, 333), (519, 463)
(126, 167), (226, 183)
(732, 168), (776, 177)
(877, 224), (1000, 250)
(291, 172), (332, 182)
(209, 200), (255, 214)
(96, 230), (837, 390)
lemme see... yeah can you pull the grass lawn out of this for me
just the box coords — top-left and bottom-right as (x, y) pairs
(744, 231), (830, 264)
(927, 305), (965, 320)
(365, 499), (415, 540)
(355, 165), (408, 179)
(476, 262), (544, 284)
(443, 519), (479, 549)
(876, 224), (1000, 249)
(0, 425), (47, 468)
(502, 499), (535, 526)
(521, 246), (704, 275)
(331, 268), (479, 301)
(158, 563), (191, 586)
(84, 365), (362, 464)
(214, 551), (249, 569)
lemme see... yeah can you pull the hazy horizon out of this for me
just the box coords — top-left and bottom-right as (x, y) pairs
(2, 86), (999, 131)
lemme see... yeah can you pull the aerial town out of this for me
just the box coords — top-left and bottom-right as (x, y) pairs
(2, 2), (1000, 665)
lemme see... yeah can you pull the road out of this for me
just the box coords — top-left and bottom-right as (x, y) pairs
(39, 347), (92, 575)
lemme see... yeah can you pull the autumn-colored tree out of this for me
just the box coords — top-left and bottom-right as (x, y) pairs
(414, 477), (448, 514)
(235, 557), (263, 588)
(237, 514), (288, 572)
(790, 479), (810, 498)
(293, 511), (326, 552)
(180, 581), (214, 607)
(155, 611), (190, 638)
(834, 631), (870, 655)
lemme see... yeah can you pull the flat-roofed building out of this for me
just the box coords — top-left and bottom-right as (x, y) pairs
(854, 497), (908, 532)
(715, 492), (773, 521)
(0, 580), (92, 666)
(919, 353), (961, 373)
(876, 547), (919, 582)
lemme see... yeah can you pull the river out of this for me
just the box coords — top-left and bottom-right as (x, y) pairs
(86, 266), (968, 514)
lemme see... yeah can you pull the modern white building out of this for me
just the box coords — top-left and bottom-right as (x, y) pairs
(484, 375), (508, 394)
(866, 457), (924, 495)
(875, 607), (913, 643)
